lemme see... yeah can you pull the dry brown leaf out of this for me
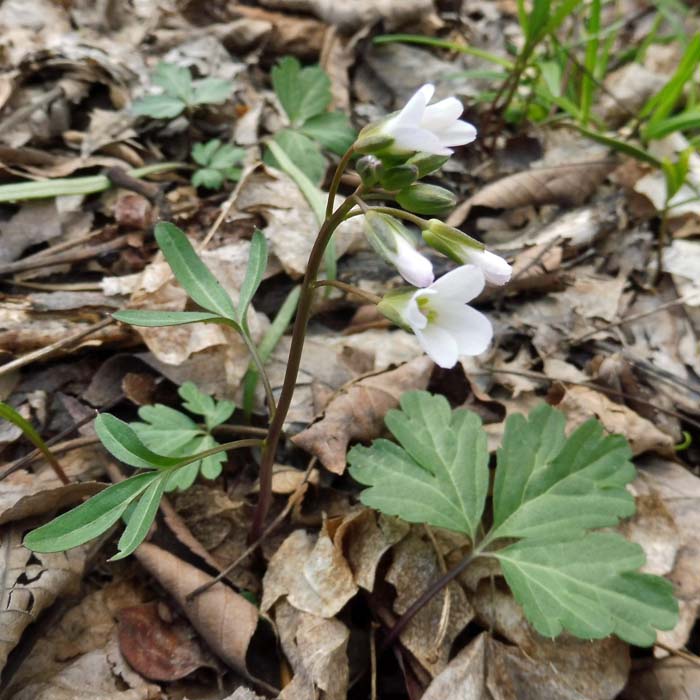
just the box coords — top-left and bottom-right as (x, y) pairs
(291, 356), (433, 474)
(386, 532), (474, 676)
(261, 524), (358, 618)
(117, 602), (215, 681)
(0, 520), (86, 678)
(620, 658), (700, 700)
(275, 600), (349, 700)
(552, 384), (676, 456)
(447, 161), (614, 227)
(134, 543), (259, 678)
(421, 632), (487, 700)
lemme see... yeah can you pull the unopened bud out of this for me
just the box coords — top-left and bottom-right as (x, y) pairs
(396, 184), (456, 216)
(355, 155), (382, 187)
(406, 152), (450, 178)
(378, 164), (419, 190)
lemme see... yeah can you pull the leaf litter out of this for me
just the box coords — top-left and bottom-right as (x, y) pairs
(0, 0), (699, 698)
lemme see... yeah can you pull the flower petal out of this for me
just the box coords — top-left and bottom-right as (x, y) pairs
(390, 126), (451, 156)
(435, 304), (493, 356)
(422, 97), (463, 130)
(415, 323), (460, 368)
(403, 292), (429, 330)
(430, 265), (485, 303)
(465, 249), (512, 285)
(394, 84), (434, 128)
(438, 120), (478, 147)
(389, 237), (435, 287)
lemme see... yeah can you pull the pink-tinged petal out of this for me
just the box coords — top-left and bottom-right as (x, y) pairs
(430, 265), (485, 303)
(435, 304), (493, 356)
(465, 249), (512, 285)
(394, 84), (434, 127)
(422, 97), (463, 130)
(437, 120), (478, 147)
(403, 292), (429, 330)
(389, 237), (435, 287)
(415, 323), (460, 368)
(390, 126), (450, 155)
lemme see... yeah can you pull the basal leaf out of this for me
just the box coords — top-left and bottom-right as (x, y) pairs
(348, 391), (488, 541)
(496, 533), (679, 646)
(192, 168), (225, 190)
(267, 129), (326, 185)
(132, 94), (185, 119)
(191, 78), (233, 106)
(490, 404), (635, 541)
(24, 471), (160, 552)
(271, 56), (331, 127)
(178, 382), (216, 418)
(154, 222), (238, 321)
(95, 413), (182, 470)
(238, 229), (268, 326)
(111, 474), (168, 560)
(299, 112), (356, 155)
(113, 310), (222, 327)
(192, 139), (222, 166)
(153, 62), (193, 102)
(209, 144), (245, 170)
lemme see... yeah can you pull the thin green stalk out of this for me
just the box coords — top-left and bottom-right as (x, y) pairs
(325, 147), (356, 219)
(250, 155), (363, 541)
(314, 280), (382, 305)
(345, 205), (430, 229)
(171, 437), (264, 470)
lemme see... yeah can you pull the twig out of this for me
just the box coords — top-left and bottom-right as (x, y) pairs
(424, 524), (451, 653)
(370, 623), (378, 700)
(0, 317), (114, 379)
(314, 279), (382, 305)
(187, 457), (317, 600)
(654, 641), (700, 668)
(0, 86), (63, 133)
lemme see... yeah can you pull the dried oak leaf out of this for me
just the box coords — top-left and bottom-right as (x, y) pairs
(134, 543), (258, 678)
(117, 602), (215, 681)
(291, 356), (433, 474)
(447, 161), (615, 227)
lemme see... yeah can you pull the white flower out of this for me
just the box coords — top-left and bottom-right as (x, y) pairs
(389, 234), (435, 288)
(382, 84), (477, 156)
(396, 265), (493, 368)
(459, 248), (512, 286)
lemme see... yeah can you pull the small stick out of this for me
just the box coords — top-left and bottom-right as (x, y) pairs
(654, 641), (700, 668)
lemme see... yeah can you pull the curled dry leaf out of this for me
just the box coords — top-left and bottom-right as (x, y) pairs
(551, 384), (676, 456)
(261, 523), (357, 618)
(385, 532), (474, 676)
(276, 600), (349, 700)
(134, 543), (258, 678)
(447, 161), (615, 227)
(291, 356), (434, 474)
(117, 602), (215, 681)
(0, 521), (86, 678)
(620, 657), (700, 700)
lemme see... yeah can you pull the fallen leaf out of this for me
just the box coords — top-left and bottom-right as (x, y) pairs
(551, 384), (676, 456)
(261, 524), (358, 618)
(117, 602), (215, 681)
(135, 543), (259, 678)
(620, 657), (700, 700)
(291, 356), (433, 474)
(276, 599), (349, 700)
(421, 632), (487, 700)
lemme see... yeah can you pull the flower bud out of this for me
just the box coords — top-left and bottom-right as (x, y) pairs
(364, 211), (434, 288)
(378, 163), (419, 190)
(395, 183), (457, 216)
(423, 220), (512, 286)
(354, 122), (394, 155)
(406, 152), (450, 178)
(377, 288), (415, 330)
(355, 155), (382, 187)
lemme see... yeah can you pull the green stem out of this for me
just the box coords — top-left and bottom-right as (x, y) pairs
(345, 205), (430, 229)
(171, 438), (263, 470)
(250, 163), (363, 541)
(314, 279), (382, 305)
(325, 147), (356, 219)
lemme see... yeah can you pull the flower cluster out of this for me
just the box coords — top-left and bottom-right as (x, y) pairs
(355, 84), (511, 368)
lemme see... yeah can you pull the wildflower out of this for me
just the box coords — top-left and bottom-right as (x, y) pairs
(379, 265), (492, 368)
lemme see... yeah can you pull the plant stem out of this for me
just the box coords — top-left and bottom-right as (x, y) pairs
(380, 549), (480, 651)
(345, 205), (430, 229)
(314, 280), (382, 304)
(241, 330), (278, 421)
(172, 438), (264, 469)
(250, 177), (363, 542)
(326, 147), (356, 219)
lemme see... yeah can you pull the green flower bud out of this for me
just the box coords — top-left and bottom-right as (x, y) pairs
(396, 183), (457, 216)
(406, 152), (450, 178)
(422, 219), (485, 263)
(355, 155), (382, 187)
(354, 121), (394, 155)
(378, 164), (419, 190)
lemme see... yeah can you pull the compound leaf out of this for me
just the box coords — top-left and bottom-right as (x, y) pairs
(300, 111), (356, 155)
(191, 78), (233, 106)
(154, 222), (238, 321)
(24, 471), (160, 553)
(348, 391), (488, 541)
(271, 56), (331, 127)
(495, 533), (679, 646)
(153, 62), (193, 102)
(267, 129), (326, 185)
(490, 404), (636, 540)
(132, 94), (185, 119)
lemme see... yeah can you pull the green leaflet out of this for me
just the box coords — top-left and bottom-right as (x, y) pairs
(490, 405), (636, 540)
(24, 471), (160, 552)
(271, 56), (331, 128)
(238, 229), (268, 329)
(496, 533), (679, 646)
(348, 391), (489, 541)
(154, 222), (238, 321)
(349, 390), (679, 646)
(112, 310), (222, 327)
